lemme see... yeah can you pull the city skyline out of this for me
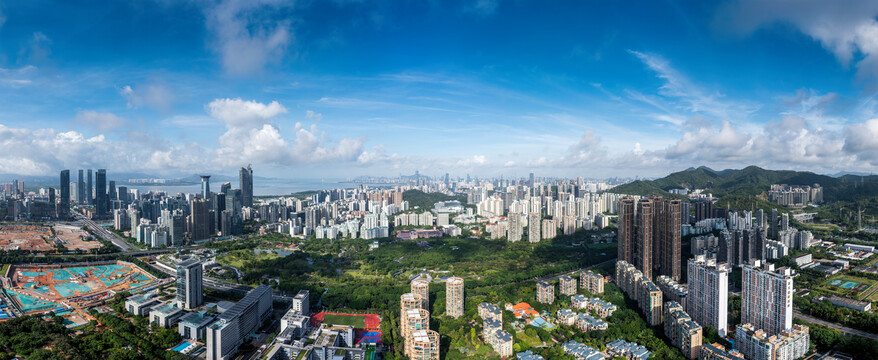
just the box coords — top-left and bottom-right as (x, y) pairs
(2, 1), (878, 178)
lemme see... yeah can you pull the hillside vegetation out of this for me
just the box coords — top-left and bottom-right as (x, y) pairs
(611, 166), (878, 202)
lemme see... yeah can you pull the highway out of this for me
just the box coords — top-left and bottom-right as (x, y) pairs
(73, 211), (139, 252)
(147, 260), (293, 301)
(793, 311), (878, 341)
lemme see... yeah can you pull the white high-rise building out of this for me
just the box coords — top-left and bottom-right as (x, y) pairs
(292, 290), (309, 316)
(686, 255), (729, 336)
(742, 260), (794, 336)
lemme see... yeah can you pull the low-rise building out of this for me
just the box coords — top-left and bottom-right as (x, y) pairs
(178, 311), (217, 341)
(638, 279), (663, 326)
(559, 275), (577, 296)
(575, 313), (607, 331)
(478, 302), (502, 322)
(570, 295), (616, 318)
(580, 270), (605, 294)
(517, 350), (546, 360)
(561, 340), (606, 360)
(150, 302), (183, 328)
(536, 281), (555, 304)
(699, 343), (745, 360)
(125, 293), (158, 316)
(606, 339), (652, 360)
(829, 296), (872, 312)
(490, 329), (514, 357)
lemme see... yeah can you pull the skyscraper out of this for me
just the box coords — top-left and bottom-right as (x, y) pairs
(411, 278), (430, 311)
(446, 277), (464, 318)
(617, 197), (636, 264)
(176, 259), (203, 310)
(191, 199), (211, 241)
(742, 260), (794, 336)
(201, 175), (211, 199)
(87, 169), (93, 205)
(527, 212), (541, 243)
(77, 169), (85, 204)
(109, 180), (116, 201)
(221, 181), (231, 195)
(687, 255), (730, 337)
(59, 170), (70, 219)
(240, 165), (253, 208)
(96, 169), (107, 217)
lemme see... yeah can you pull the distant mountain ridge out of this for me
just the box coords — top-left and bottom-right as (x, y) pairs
(610, 165), (878, 202)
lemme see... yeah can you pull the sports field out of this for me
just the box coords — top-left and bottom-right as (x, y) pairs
(322, 314), (366, 328)
(820, 275), (878, 301)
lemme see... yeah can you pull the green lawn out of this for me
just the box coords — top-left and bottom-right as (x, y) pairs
(817, 274), (878, 300)
(322, 314), (366, 328)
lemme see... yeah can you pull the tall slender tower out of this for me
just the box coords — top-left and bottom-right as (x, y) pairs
(618, 197), (636, 264)
(240, 165), (253, 208)
(655, 198), (682, 281)
(446, 277), (464, 318)
(96, 169), (107, 217)
(87, 169), (93, 205)
(201, 175), (211, 199)
(59, 170), (70, 219)
(77, 169), (85, 204)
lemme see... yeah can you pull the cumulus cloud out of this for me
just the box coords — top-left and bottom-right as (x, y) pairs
(0, 124), (205, 175)
(456, 155), (488, 167)
(204, 0), (293, 76)
(718, 0), (878, 83)
(305, 110), (322, 121)
(843, 119), (878, 162)
(74, 110), (128, 131)
(206, 98), (368, 167)
(118, 84), (175, 112)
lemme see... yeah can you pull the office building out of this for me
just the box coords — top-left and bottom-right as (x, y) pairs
(77, 169), (85, 204)
(664, 301), (702, 360)
(125, 293), (158, 316)
(150, 302), (183, 328)
(446, 277), (464, 318)
(411, 278), (430, 311)
(742, 260), (794, 336)
(179, 311), (217, 341)
(87, 169), (93, 205)
(176, 259), (203, 310)
(59, 170), (70, 219)
(580, 270), (604, 294)
(96, 169), (107, 217)
(736, 323), (809, 360)
(240, 165), (253, 208)
(559, 275), (576, 296)
(536, 280), (555, 304)
(191, 198), (211, 241)
(292, 290), (309, 315)
(206, 285), (272, 360)
(405, 330), (440, 360)
(686, 255), (729, 336)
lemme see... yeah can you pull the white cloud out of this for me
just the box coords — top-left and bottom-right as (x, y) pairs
(20, 32), (51, 64)
(305, 110), (322, 121)
(0, 65), (37, 87)
(456, 155), (488, 167)
(204, 0), (293, 76)
(843, 118), (878, 162)
(74, 110), (127, 131)
(718, 0), (878, 83)
(207, 97), (287, 128)
(465, 0), (500, 16)
(118, 84), (175, 112)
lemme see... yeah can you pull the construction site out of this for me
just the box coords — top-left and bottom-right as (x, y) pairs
(0, 261), (169, 325)
(0, 224), (102, 252)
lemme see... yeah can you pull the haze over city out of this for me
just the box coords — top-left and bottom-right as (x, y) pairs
(2, 1), (878, 178)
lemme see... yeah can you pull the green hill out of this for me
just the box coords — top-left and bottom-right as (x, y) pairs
(610, 166), (878, 202)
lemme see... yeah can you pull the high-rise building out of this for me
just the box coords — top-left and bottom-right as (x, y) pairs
(176, 259), (203, 310)
(221, 181), (231, 195)
(735, 323), (809, 360)
(527, 212), (541, 243)
(87, 169), (93, 205)
(636, 198), (654, 279)
(402, 308), (431, 358)
(109, 180), (116, 201)
(77, 169), (85, 204)
(201, 175), (211, 199)
(59, 170), (70, 219)
(96, 169), (107, 217)
(446, 277), (464, 318)
(655, 198), (682, 280)
(411, 278), (430, 311)
(686, 255), (729, 336)
(618, 197), (636, 264)
(191, 199), (211, 241)
(507, 212), (522, 242)
(240, 165), (253, 208)
(742, 260), (794, 336)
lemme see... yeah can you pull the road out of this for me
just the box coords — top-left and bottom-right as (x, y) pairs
(793, 311), (878, 341)
(73, 212), (139, 252)
(146, 260), (293, 301)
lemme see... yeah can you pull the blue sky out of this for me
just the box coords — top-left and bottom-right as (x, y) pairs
(2, 0), (878, 179)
